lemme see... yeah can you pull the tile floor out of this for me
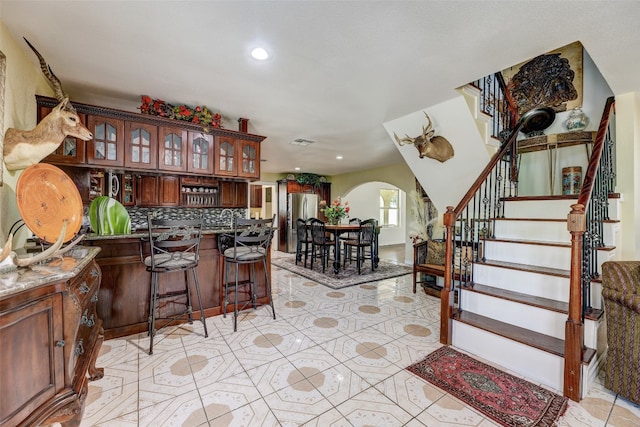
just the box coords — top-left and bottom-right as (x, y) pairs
(82, 248), (640, 426)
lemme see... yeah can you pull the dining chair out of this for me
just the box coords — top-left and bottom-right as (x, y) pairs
(142, 213), (208, 355)
(309, 218), (333, 273)
(342, 218), (376, 274)
(295, 218), (312, 268)
(221, 215), (276, 331)
(341, 217), (361, 266)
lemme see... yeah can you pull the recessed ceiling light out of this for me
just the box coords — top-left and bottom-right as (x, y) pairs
(294, 167), (301, 171)
(251, 47), (269, 60)
(336, 155), (343, 160)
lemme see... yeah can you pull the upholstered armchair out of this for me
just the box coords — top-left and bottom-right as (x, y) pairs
(601, 261), (640, 405)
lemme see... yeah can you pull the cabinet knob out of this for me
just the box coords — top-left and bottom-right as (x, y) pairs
(56, 340), (65, 347)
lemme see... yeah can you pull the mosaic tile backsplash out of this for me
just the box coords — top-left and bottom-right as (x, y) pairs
(83, 206), (246, 232)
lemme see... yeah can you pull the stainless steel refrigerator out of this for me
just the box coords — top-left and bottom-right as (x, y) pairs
(287, 193), (319, 252)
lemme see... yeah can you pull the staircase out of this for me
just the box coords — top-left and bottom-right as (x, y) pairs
(451, 194), (619, 398)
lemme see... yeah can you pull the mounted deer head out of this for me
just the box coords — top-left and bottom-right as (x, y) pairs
(3, 38), (93, 171)
(393, 112), (454, 163)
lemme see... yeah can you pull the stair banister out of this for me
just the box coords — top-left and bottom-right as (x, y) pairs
(564, 96), (615, 401)
(440, 118), (525, 345)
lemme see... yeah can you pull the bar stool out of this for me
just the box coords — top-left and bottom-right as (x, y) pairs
(222, 215), (275, 332)
(142, 213), (208, 355)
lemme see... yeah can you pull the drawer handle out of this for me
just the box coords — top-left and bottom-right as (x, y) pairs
(75, 339), (85, 357)
(79, 281), (90, 294)
(91, 269), (99, 279)
(56, 340), (65, 347)
(81, 310), (95, 327)
(91, 292), (99, 303)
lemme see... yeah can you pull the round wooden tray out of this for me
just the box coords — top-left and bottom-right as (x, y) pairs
(16, 163), (83, 243)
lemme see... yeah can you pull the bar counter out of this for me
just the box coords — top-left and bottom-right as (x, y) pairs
(82, 227), (271, 339)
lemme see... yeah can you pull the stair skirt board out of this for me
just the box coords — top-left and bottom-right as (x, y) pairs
(582, 348), (606, 400)
(472, 264), (570, 301)
(461, 290), (567, 339)
(453, 321), (564, 393)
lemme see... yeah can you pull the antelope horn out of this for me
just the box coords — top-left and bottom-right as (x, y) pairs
(14, 221), (68, 267)
(23, 37), (75, 113)
(0, 234), (13, 263)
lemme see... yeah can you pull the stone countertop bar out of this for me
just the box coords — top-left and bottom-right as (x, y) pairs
(0, 246), (101, 298)
(81, 226), (235, 241)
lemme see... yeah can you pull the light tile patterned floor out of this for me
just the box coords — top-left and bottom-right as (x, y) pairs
(82, 250), (640, 427)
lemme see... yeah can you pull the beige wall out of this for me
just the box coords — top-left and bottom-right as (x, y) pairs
(615, 91), (640, 259)
(1, 21), (54, 246)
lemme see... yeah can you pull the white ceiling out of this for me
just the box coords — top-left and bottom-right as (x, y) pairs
(2, 1), (640, 177)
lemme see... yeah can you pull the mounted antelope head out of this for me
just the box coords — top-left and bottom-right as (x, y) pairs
(393, 112), (454, 163)
(3, 38), (93, 171)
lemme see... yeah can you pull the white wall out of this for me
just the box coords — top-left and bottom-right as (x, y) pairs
(342, 181), (406, 247)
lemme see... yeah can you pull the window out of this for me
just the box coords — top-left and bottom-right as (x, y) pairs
(379, 188), (399, 227)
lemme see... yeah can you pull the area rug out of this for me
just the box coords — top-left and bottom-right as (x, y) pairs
(271, 253), (411, 289)
(406, 346), (568, 427)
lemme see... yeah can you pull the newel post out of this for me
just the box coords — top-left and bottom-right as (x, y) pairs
(565, 203), (586, 401)
(440, 206), (456, 345)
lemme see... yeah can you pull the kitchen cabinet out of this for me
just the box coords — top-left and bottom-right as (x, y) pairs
(158, 126), (188, 172)
(181, 176), (218, 207)
(0, 255), (103, 427)
(86, 115), (125, 167)
(188, 132), (214, 174)
(125, 121), (157, 170)
(136, 174), (181, 207)
(214, 136), (237, 176)
(121, 173), (135, 206)
(220, 181), (248, 207)
(40, 104), (88, 164)
(238, 139), (260, 179)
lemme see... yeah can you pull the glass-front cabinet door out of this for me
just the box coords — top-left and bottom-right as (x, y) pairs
(158, 127), (187, 172)
(125, 122), (157, 170)
(87, 116), (124, 166)
(238, 139), (260, 179)
(214, 136), (237, 176)
(187, 133), (213, 174)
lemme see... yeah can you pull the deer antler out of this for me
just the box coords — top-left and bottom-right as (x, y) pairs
(393, 132), (416, 146)
(23, 37), (75, 113)
(12, 221), (68, 267)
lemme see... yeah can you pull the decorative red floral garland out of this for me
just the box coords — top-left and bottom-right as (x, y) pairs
(139, 95), (223, 130)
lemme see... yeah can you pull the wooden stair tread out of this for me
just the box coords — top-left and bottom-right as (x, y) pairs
(454, 310), (596, 365)
(465, 283), (568, 314)
(481, 259), (570, 278)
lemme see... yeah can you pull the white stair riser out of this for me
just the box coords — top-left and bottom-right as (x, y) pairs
(461, 291), (566, 339)
(453, 322), (564, 393)
(484, 241), (613, 271)
(473, 264), (569, 301)
(503, 199), (575, 219)
(493, 220), (618, 246)
(494, 220), (570, 242)
(502, 198), (620, 220)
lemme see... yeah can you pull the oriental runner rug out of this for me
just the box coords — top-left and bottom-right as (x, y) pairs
(407, 346), (568, 427)
(271, 253), (411, 289)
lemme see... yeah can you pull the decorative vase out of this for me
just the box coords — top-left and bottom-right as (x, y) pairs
(328, 217), (339, 225)
(562, 166), (582, 195)
(563, 107), (589, 132)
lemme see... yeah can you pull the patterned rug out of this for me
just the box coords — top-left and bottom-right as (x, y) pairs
(271, 253), (412, 289)
(407, 346), (568, 427)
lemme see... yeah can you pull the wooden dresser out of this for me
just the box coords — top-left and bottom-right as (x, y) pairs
(0, 247), (103, 427)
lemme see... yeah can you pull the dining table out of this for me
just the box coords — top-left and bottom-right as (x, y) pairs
(323, 223), (379, 274)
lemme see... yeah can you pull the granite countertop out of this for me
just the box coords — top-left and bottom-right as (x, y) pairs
(82, 226), (235, 241)
(0, 246), (101, 299)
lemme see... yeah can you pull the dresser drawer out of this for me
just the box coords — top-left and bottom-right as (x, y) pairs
(66, 261), (101, 312)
